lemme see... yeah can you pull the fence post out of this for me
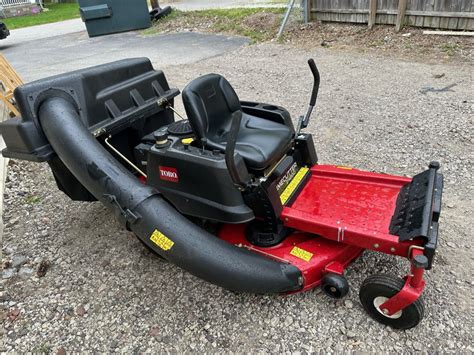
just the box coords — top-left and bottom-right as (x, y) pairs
(277, 0), (295, 40)
(303, 0), (311, 24)
(395, 0), (407, 32)
(368, 0), (377, 29)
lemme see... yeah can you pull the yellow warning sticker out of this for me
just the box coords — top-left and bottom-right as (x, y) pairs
(336, 166), (353, 170)
(150, 229), (174, 251)
(280, 167), (309, 205)
(290, 246), (313, 262)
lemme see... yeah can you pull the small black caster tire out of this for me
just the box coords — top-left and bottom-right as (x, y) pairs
(359, 274), (424, 330)
(321, 273), (349, 299)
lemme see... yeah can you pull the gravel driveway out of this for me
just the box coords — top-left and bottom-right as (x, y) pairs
(2, 43), (473, 353)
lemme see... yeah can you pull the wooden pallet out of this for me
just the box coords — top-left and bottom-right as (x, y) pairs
(0, 54), (23, 118)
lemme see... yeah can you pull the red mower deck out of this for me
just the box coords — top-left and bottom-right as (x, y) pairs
(220, 165), (422, 293)
(282, 165), (424, 258)
(219, 224), (364, 292)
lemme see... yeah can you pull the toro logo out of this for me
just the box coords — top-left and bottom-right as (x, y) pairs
(159, 166), (179, 183)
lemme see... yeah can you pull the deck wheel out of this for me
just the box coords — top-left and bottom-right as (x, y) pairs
(321, 273), (349, 299)
(359, 274), (424, 329)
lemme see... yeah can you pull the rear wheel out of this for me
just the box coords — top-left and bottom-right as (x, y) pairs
(359, 274), (424, 329)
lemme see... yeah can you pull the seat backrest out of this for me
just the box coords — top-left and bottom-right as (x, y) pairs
(182, 74), (241, 142)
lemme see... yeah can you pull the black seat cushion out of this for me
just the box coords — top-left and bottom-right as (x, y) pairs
(182, 73), (292, 170)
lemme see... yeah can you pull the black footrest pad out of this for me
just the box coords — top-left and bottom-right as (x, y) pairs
(390, 168), (441, 242)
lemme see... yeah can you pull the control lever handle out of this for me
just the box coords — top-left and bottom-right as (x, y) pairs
(296, 58), (321, 135)
(307, 58), (320, 108)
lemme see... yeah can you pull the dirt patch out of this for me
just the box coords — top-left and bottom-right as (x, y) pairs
(147, 8), (473, 64)
(285, 21), (473, 64)
(146, 9), (283, 42)
(241, 12), (280, 32)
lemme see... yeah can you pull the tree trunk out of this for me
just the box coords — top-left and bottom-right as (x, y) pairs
(150, 0), (160, 9)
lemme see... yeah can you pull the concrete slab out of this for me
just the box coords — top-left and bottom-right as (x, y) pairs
(0, 18), (86, 46)
(0, 0), (284, 49)
(1, 31), (249, 81)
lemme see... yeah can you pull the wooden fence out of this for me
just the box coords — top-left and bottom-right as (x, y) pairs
(0, 0), (33, 7)
(310, 0), (474, 31)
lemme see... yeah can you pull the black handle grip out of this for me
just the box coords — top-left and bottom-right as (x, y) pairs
(307, 58), (320, 107)
(225, 110), (245, 187)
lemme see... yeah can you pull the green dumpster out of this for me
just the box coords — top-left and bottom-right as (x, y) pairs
(78, 0), (151, 37)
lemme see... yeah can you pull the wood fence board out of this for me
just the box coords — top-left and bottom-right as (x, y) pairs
(431, 15), (441, 29)
(448, 17), (459, 29)
(368, 0), (377, 28)
(457, 0), (472, 29)
(439, 15), (450, 28)
(311, 0), (474, 30)
(415, 14), (425, 26)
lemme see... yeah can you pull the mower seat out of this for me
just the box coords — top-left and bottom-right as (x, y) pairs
(182, 74), (293, 171)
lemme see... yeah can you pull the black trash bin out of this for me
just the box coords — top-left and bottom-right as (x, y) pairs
(78, 0), (151, 37)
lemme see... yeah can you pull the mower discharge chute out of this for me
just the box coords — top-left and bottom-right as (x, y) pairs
(0, 58), (443, 329)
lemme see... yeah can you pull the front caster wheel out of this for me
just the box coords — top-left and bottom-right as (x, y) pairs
(321, 273), (349, 299)
(359, 274), (424, 329)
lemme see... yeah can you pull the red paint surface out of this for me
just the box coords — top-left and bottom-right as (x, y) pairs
(380, 249), (426, 315)
(219, 224), (363, 291)
(218, 165), (426, 293)
(282, 165), (420, 257)
(286, 165), (409, 233)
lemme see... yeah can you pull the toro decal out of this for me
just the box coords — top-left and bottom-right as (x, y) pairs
(159, 166), (179, 183)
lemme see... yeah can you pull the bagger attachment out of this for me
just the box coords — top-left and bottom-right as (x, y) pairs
(0, 58), (301, 293)
(0, 58), (443, 329)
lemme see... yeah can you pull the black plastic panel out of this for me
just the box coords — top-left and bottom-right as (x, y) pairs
(241, 101), (294, 132)
(390, 165), (443, 269)
(0, 58), (177, 162)
(145, 136), (254, 224)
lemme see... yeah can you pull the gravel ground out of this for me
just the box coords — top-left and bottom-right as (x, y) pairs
(2, 43), (473, 352)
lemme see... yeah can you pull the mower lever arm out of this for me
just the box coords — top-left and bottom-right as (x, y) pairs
(307, 59), (320, 108)
(297, 58), (321, 134)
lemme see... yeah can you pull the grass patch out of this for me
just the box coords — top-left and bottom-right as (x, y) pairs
(25, 195), (41, 204)
(2, 3), (80, 30)
(440, 42), (458, 56)
(144, 8), (286, 43)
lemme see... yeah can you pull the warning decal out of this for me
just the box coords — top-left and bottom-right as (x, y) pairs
(279, 167), (309, 205)
(290, 246), (313, 262)
(150, 229), (174, 251)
